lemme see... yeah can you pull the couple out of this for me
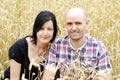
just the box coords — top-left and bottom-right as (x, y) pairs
(4, 8), (112, 80)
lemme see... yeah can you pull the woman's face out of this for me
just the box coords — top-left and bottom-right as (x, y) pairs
(37, 20), (54, 44)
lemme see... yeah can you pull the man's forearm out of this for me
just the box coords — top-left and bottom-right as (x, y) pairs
(42, 69), (55, 80)
(106, 73), (112, 80)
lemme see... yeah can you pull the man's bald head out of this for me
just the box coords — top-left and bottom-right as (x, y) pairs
(66, 8), (86, 20)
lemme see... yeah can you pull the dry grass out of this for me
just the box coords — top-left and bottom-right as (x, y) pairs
(45, 59), (112, 80)
(0, 0), (120, 79)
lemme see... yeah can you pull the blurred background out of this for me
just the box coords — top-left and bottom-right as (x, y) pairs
(0, 0), (120, 79)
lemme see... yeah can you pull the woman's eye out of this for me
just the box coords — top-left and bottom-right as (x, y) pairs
(48, 28), (53, 30)
(40, 28), (44, 30)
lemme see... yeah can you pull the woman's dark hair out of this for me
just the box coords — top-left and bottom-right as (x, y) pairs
(31, 11), (58, 44)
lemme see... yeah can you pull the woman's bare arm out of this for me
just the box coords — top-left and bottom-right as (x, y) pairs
(10, 59), (21, 80)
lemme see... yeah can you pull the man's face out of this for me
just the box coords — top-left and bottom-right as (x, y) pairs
(66, 13), (88, 41)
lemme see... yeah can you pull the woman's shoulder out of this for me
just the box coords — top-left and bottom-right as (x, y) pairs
(11, 36), (28, 49)
(17, 37), (27, 44)
(8, 37), (29, 63)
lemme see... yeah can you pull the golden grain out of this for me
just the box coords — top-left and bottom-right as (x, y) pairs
(0, 0), (120, 79)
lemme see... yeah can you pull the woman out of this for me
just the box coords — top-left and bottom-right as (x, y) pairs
(4, 10), (59, 80)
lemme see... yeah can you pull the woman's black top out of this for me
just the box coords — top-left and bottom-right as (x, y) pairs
(4, 37), (44, 80)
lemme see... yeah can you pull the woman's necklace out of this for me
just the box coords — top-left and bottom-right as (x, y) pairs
(37, 43), (51, 62)
(34, 50), (47, 64)
(38, 50), (47, 58)
(38, 43), (51, 57)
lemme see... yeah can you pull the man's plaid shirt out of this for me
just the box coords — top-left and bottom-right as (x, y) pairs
(45, 34), (112, 75)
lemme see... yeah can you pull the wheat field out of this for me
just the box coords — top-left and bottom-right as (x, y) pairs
(0, 0), (120, 79)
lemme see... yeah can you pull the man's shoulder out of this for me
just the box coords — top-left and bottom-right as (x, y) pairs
(55, 35), (69, 44)
(86, 34), (103, 45)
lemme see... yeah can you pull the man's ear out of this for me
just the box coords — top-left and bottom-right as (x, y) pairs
(86, 19), (90, 25)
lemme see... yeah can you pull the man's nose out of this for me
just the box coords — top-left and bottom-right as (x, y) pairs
(72, 24), (77, 30)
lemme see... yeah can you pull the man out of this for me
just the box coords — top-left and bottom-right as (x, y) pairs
(43, 8), (112, 80)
